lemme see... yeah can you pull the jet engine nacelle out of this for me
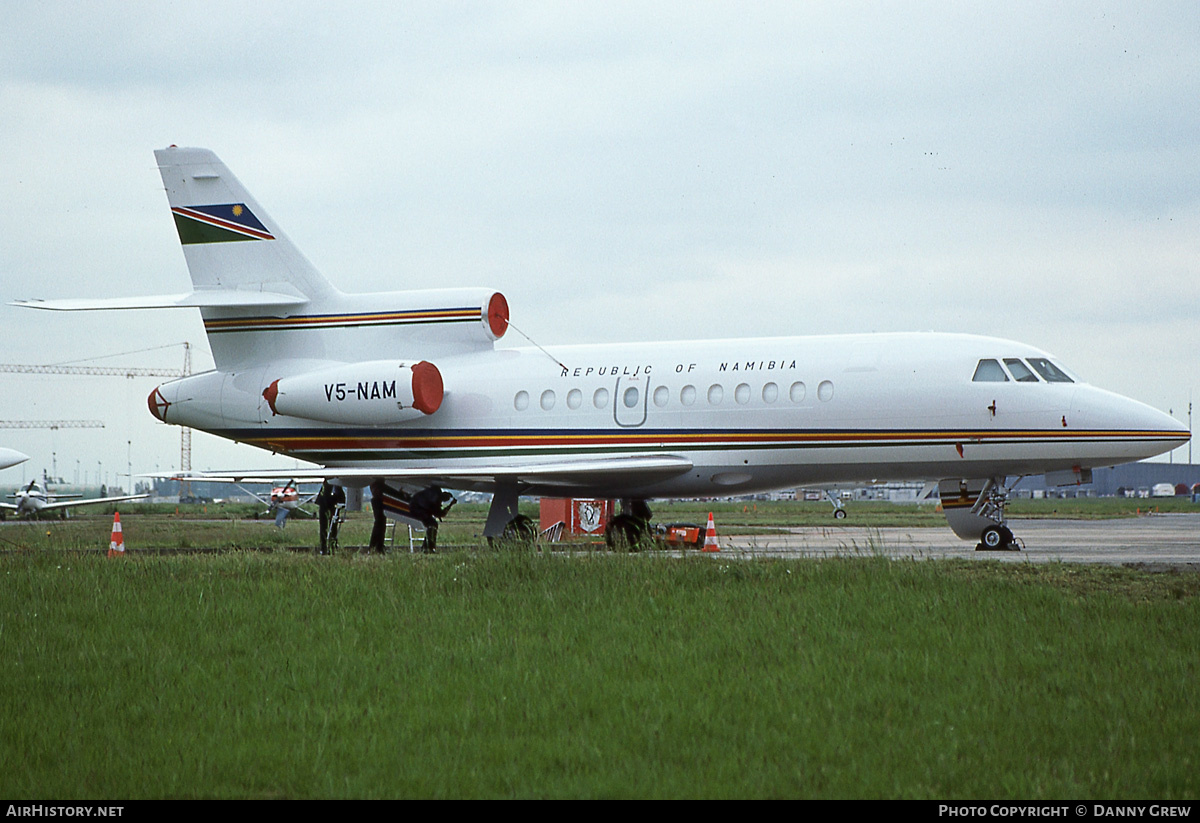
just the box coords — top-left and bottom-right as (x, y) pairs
(263, 360), (444, 425)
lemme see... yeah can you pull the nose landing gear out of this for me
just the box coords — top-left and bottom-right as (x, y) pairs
(939, 477), (1023, 551)
(978, 523), (1020, 552)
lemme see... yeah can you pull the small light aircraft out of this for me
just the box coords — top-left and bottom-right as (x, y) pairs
(240, 480), (318, 527)
(15, 147), (1189, 549)
(1, 477), (149, 520)
(0, 448), (30, 472)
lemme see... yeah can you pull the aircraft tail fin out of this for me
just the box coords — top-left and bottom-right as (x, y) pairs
(17, 147), (510, 371)
(154, 146), (340, 305)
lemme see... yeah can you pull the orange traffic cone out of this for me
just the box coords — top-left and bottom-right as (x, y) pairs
(702, 512), (720, 553)
(108, 512), (125, 557)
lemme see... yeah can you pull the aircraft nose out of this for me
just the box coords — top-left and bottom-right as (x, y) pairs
(1075, 386), (1189, 462)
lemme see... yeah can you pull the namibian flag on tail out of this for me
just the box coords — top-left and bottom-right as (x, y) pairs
(171, 203), (275, 244)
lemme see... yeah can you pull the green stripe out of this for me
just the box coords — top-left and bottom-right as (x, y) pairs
(174, 214), (259, 245)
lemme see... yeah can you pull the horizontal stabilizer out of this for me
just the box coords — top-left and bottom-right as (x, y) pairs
(13, 291), (308, 312)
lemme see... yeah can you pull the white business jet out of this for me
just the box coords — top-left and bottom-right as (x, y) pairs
(15, 147), (1188, 549)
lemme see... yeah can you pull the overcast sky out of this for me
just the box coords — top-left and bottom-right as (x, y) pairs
(1, 1), (1197, 486)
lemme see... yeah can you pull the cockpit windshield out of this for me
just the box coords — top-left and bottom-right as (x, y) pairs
(1003, 358), (1039, 383)
(1027, 358), (1074, 383)
(973, 357), (1076, 384)
(972, 359), (1008, 382)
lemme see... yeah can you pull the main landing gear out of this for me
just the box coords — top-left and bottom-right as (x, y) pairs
(484, 493), (661, 550)
(500, 514), (537, 542)
(604, 499), (654, 551)
(482, 483), (538, 546)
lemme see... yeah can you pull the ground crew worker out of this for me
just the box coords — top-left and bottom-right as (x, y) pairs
(315, 481), (345, 555)
(409, 486), (456, 553)
(369, 479), (388, 554)
(366, 482), (456, 554)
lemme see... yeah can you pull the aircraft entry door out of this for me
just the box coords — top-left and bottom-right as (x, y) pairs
(613, 375), (648, 427)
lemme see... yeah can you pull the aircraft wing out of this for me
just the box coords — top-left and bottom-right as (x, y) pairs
(171, 455), (695, 489)
(0, 502), (18, 512)
(39, 493), (151, 511)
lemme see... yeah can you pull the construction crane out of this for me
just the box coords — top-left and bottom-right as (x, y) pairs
(0, 343), (194, 483)
(0, 420), (105, 429)
(0, 364), (180, 378)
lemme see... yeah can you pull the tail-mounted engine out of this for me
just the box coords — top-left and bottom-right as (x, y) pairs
(263, 360), (444, 425)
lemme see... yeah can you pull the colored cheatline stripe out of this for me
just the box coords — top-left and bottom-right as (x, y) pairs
(203, 307), (483, 334)
(219, 426), (1185, 464)
(381, 493), (413, 518)
(939, 495), (982, 510)
(171, 204), (275, 244)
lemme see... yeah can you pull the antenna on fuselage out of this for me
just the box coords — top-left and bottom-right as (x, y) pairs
(503, 318), (568, 373)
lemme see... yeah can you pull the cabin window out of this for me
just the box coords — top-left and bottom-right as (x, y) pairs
(707, 384), (724, 405)
(735, 383), (751, 405)
(818, 380), (834, 402)
(653, 386), (669, 407)
(972, 359), (1009, 382)
(593, 387), (610, 409)
(762, 382), (779, 403)
(789, 382), (806, 403)
(623, 387), (640, 408)
(1028, 358), (1074, 383)
(514, 391), (530, 411)
(540, 390), (556, 411)
(566, 389), (582, 410)
(1004, 359), (1040, 383)
(680, 385), (697, 406)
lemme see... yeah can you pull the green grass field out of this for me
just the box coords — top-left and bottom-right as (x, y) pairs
(2, 515), (1198, 798)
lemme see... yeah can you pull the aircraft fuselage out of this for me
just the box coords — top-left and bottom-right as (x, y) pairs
(150, 331), (1186, 499)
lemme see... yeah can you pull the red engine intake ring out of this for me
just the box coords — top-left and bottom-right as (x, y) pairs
(263, 379), (280, 415)
(411, 361), (444, 415)
(487, 292), (509, 340)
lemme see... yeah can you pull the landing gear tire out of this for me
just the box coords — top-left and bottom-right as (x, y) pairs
(605, 514), (650, 551)
(503, 514), (537, 541)
(833, 508), (847, 520)
(977, 525), (1017, 551)
(488, 514), (536, 547)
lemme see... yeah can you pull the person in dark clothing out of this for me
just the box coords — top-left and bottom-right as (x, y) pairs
(368, 479), (388, 554)
(409, 486), (456, 553)
(315, 481), (345, 555)
(367, 481), (456, 554)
